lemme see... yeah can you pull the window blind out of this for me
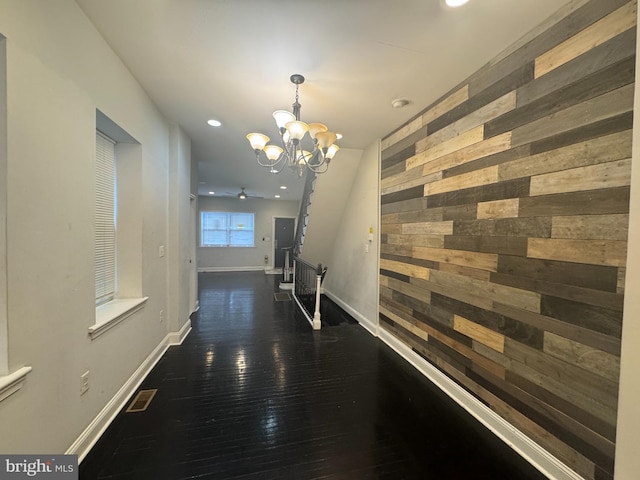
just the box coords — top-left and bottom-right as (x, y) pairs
(95, 131), (116, 305)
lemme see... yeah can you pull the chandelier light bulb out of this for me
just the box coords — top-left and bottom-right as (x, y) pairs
(325, 144), (339, 160)
(307, 122), (328, 140)
(246, 133), (269, 152)
(264, 144), (283, 161)
(316, 131), (337, 150)
(285, 121), (309, 141)
(273, 110), (296, 130)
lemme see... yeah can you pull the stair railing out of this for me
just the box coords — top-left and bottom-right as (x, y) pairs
(293, 256), (326, 330)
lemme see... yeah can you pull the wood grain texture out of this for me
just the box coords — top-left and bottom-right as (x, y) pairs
(529, 159), (631, 196)
(535, 1), (637, 78)
(378, 2), (634, 476)
(527, 238), (628, 267)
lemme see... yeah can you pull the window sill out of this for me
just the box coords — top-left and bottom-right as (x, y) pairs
(90, 297), (148, 340)
(0, 366), (33, 403)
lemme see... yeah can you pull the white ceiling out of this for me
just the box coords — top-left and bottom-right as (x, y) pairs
(75, 0), (572, 201)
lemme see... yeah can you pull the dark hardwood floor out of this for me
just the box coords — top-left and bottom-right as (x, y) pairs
(80, 272), (549, 479)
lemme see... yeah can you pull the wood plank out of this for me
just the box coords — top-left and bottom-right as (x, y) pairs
(381, 117), (423, 151)
(511, 83), (635, 148)
(396, 207), (444, 223)
(442, 204), (477, 221)
(535, 1), (637, 78)
(543, 332), (620, 382)
(492, 272), (624, 314)
(618, 267), (626, 294)
(444, 235), (529, 256)
(438, 263), (491, 282)
(381, 169), (440, 196)
(504, 368), (617, 443)
(424, 165), (499, 196)
(518, 186), (631, 217)
(493, 302), (621, 356)
(496, 255), (619, 293)
(500, 130), (632, 182)
(530, 111), (633, 156)
(477, 198), (519, 219)
(430, 64), (532, 135)
(431, 292), (543, 349)
(518, 28), (636, 107)
(382, 143), (415, 168)
(427, 178), (531, 209)
(527, 238), (627, 267)
(384, 234), (445, 249)
(465, 364), (617, 468)
(417, 91), (516, 152)
(428, 269), (541, 313)
(402, 221), (454, 235)
(380, 243), (412, 257)
(421, 85), (469, 126)
(530, 159), (631, 196)
(487, 56), (636, 139)
(407, 126), (485, 169)
(382, 253), (438, 270)
(541, 295), (623, 337)
(551, 214), (629, 241)
(424, 132), (512, 177)
(380, 305), (429, 341)
(504, 339), (619, 418)
(413, 246), (498, 272)
(381, 197), (429, 215)
(444, 144), (529, 179)
(379, 269), (410, 284)
(381, 185), (424, 205)
(454, 315), (505, 352)
(453, 217), (552, 238)
(379, 258), (430, 280)
(380, 223), (402, 235)
(384, 276), (432, 305)
(380, 160), (407, 181)
(410, 277), (494, 312)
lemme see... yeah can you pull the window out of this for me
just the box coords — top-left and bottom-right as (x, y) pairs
(95, 131), (116, 305)
(201, 212), (254, 247)
(91, 111), (146, 339)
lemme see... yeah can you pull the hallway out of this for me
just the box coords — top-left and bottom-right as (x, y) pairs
(80, 272), (548, 479)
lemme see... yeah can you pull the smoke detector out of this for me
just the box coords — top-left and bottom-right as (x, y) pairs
(392, 98), (410, 109)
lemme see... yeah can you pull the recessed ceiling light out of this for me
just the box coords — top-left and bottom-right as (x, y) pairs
(207, 119), (222, 127)
(445, 0), (470, 7)
(275, 194), (281, 198)
(280, 186), (287, 190)
(208, 191), (215, 195)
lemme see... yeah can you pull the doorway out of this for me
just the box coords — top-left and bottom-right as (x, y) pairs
(274, 217), (295, 269)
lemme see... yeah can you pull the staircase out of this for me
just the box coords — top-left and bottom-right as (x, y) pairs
(293, 170), (316, 256)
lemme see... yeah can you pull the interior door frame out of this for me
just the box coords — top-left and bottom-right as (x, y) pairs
(271, 216), (296, 269)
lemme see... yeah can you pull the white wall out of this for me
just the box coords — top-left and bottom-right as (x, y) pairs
(300, 148), (363, 266)
(197, 196), (299, 270)
(613, 5), (640, 479)
(323, 142), (380, 332)
(0, 0), (190, 454)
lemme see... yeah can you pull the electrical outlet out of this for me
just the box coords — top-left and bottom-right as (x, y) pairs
(159, 245), (165, 258)
(264, 255), (269, 264)
(160, 310), (164, 323)
(80, 371), (90, 395)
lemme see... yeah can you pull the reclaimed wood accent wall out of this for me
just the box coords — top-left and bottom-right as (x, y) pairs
(378, 1), (636, 478)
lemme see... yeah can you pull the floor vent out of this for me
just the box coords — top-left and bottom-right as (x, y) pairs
(126, 389), (157, 413)
(274, 292), (292, 302)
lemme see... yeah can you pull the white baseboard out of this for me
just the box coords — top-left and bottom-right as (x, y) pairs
(378, 327), (583, 480)
(68, 324), (192, 463)
(323, 289), (378, 336)
(197, 266), (264, 273)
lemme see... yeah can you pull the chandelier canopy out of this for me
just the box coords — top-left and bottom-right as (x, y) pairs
(246, 74), (340, 176)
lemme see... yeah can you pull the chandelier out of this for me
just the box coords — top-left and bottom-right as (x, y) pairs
(246, 74), (340, 176)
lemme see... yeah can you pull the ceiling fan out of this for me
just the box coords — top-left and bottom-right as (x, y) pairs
(221, 187), (263, 200)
